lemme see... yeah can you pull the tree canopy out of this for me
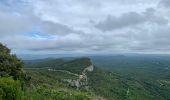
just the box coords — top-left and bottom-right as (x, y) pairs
(0, 43), (24, 80)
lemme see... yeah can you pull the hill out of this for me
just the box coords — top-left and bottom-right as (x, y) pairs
(0, 43), (96, 100)
(24, 57), (97, 99)
(1, 41), (170, 100)
(90, 55), (170, 100)
(24, 56), (170, 100)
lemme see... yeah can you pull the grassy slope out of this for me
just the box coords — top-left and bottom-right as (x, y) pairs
(88, 67), (156, 100)
(23, 58), (97, 100)
(24, 57), (170, 100)
(24, 57), (92, 74)
(57, 58), (92, 74)
(24, 69), (96, 100)
(90, 56), (170, 100)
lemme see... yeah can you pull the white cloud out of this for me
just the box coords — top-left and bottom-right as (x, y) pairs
(1, 0), (170, 54)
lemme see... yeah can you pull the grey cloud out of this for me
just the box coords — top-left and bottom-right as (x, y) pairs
(124, 25), (170, 52)
(95, 12), (145, 31)
(41, 21), (75, 35)
(95, 8), (168, 31)
(0, 32), (129, 53)
(0, 15), (76, 37)
(2, 23), (170, 54)
(1, 0), (170, 54)
(0, 12), (75, 36)
(0, 0), (77, 36)
(0, 0), (39, 36)
(160, 0), (170, 8)
(0, 12), (36, 35)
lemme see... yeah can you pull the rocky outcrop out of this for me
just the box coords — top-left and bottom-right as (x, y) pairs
(47, 58), (94, 89)
(63, 64), (94, 89)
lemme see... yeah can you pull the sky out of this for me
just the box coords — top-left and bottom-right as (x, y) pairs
(0, 0), (170, 55)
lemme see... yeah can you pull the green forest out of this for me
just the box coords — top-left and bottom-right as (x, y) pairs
(1, 43), (170, 100)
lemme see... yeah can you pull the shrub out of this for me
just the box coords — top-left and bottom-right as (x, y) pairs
(0, 77), (22, 100)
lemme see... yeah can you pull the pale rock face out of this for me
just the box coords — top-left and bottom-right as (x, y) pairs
(79, 75), (84, 79)
(85, 65), (94, 72)
(74, 80), (80, 88)
(62, 64), (94, 89)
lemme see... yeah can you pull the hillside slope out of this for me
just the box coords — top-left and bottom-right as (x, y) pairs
(25, 57), (170, 100)
(24, 58), (98, 99)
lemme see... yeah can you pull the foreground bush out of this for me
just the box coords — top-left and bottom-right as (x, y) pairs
(0, 77), (22, 100)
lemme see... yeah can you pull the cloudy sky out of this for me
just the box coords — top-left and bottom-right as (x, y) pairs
(0, 0), (170, 55)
